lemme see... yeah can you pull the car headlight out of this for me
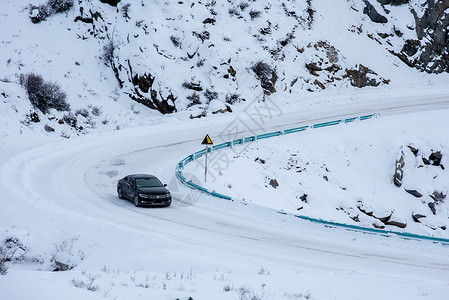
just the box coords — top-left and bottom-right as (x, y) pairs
(166, 193), (171, 198)
(139, 193), (149, 198)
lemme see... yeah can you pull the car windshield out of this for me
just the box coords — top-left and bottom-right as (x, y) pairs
(136, 177), (163, 188)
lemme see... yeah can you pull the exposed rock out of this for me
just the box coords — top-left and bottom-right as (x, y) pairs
(305, 62), (321, 76)
(99, 0), (121, 6)
(363, 1), (388, 24)
(373, 223), (385, 229)
(375, 213), (392, 223)
(386, 219), (407, 228)
(407, 144), (419, 156)
(300, 194), (308, 203)
(133, 73), (154, 93)
(405, 189), (422, 198)
(428, 202), (436, 215)
(269, 179), (279, 189)
(406, 0), (449, 73)
(211, 106), (232, 114)
(412, 213), (426, 223)
(429, 151), (442, 166)
(344, 65), (389, 88)
(203, 18), (215, 24)
(377, 0), (410, 5)
(357, 204), (373, 216)
(251, 61), (277, 95)
(430, 191), (446, 202)
(393, 148), (405, 187)
(54, 260), (70, 272)
(350, 215), (360, 222)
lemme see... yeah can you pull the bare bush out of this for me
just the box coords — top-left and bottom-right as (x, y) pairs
(102, 41), (115, 65)
(226, 93), (242, 104)
(20, 73), (70, 114)
(28, 0), (73, 23)
(0, 237), (27, 275)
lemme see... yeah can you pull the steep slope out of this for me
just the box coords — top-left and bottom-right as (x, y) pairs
(2, 0), (449, 132)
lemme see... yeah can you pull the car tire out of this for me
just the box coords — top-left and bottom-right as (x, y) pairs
(133, 195), (140, 207)
(118, 188), (124, 199)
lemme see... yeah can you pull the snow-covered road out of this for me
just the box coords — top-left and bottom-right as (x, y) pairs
(2, 91), (449, 299)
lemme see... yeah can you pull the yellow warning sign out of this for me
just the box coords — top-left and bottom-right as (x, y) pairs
(201, 134), (213, 145)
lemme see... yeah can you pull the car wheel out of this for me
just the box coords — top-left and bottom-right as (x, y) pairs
(118, 188), (124, 199)
(133, 195), (140, 207)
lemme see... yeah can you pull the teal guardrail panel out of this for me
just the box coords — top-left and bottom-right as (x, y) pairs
(257, 131), (282, 140)
(344, 117), (357, 123)
(187, 181), (209, 193)
(294, 214), (449, 244)
(194, 149), (206, 158)
(312, 120), (341, 128)
(213, 142), (232, 150)
(284, 126), (308, 134)
(233, 139), (243, 145)
(244, 136), (256, 142)
(175, 171), (186, 183)
(360, 114), (373, 121)
(211, 191), (233, 200)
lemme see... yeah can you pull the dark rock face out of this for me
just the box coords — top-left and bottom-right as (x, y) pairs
(377, 0), (410, 5)
(412, 213), (426, 222)
(345, 65), (389, 88)
(363, 1), (388, 24)
(430, 191), (446, 202)
(269, 178), (279, 188)
(99, 0), (121, 6)
(386, 219), (407, 228)
(251, 61), (277, 95)
(398, 0), (449, 73)
(405, 189), (423, 198)
(393, 148), (405, 187)
(428, 202), (437, 215)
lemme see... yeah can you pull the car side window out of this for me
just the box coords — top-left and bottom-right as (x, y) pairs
(124, 176), (128, 183)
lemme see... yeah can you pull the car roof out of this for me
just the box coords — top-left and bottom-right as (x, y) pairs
(127, 174), (157, 179)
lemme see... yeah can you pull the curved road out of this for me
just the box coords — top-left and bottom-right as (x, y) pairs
(2, 93), (449, 283)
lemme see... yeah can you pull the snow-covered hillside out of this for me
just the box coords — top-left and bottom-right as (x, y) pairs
(2, 0), (449, 135)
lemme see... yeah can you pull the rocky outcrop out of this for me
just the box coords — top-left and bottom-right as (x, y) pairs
(251, 61), (277, 95)
(393, 147), (405, 187)
(398, 0), (449, 73)
(363, 1), (388, 24)
(99, 0), (121, 6)
(344, 64), (389, 88)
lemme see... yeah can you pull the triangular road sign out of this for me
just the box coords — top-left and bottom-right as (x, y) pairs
(202, 134), (213, 145)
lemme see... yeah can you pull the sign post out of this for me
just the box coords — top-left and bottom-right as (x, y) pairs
(201, 134), (213, 182)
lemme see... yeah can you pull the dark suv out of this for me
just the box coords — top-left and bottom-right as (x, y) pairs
(117, 174), (171, 207)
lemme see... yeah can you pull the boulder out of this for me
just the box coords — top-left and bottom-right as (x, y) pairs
(412, 213), (426, 223)
(363, 1), (388, 23)
(393, 148), (405, 187)
(386, 219), (407, 228)
(430, 191), (446, 202)
(269, 179), (279, 189)
(429, 151), (442, 166)
(405, 189), (422, 198)
(99, 0), (121, 6)
(428, 202), (436, 215)
(377, 0), (410, 5)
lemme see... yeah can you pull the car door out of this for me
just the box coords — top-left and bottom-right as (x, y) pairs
(129, 177), (136, 198)
(122, 176), (130, 198)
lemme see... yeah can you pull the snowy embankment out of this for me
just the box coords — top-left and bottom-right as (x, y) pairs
(186, 95), (449, 239)
(1, 90), (449, 300)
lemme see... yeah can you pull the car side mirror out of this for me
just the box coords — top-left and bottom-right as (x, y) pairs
(163, 184), (167, 187)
